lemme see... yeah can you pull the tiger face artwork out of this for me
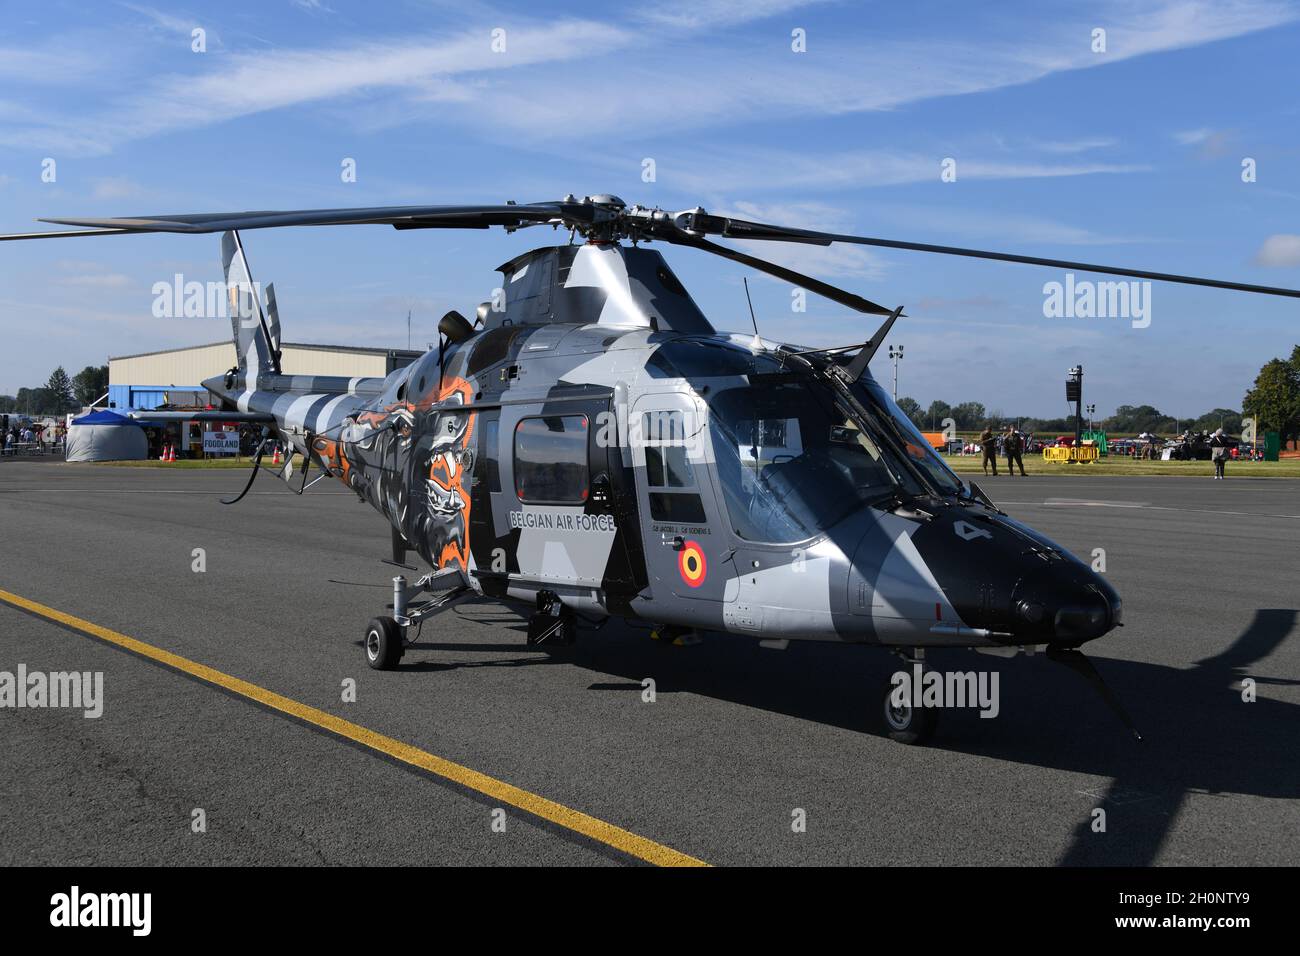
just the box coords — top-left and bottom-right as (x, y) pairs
(337, 376), (475, 572)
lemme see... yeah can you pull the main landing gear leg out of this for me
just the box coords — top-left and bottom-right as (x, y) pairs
(881, 648), (938, 745)
(364, 566), (474, 670)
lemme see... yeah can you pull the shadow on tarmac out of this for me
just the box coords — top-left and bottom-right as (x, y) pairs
(401, 603), (1298, 865)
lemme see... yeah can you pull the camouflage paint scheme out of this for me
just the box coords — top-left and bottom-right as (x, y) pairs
(204, 235), (1121, 652)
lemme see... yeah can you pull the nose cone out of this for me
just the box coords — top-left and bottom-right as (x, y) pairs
(912, 507), (1121, 647)
(1010, 557), (1121, 645)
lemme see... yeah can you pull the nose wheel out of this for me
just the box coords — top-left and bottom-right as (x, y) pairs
(881, 652), (938, 744)
(881, 677), (938, 744)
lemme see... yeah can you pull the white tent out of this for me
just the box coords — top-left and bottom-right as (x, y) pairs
(65, 410), (149, 462)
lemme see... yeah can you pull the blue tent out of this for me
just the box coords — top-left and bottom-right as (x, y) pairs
(71, 409), (136, 426)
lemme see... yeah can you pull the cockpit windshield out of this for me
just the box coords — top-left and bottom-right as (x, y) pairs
(857, 377), (965, 497)
(707, 380), (915, 543)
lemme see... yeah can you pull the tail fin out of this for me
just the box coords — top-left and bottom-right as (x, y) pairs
(222, 230), (280, 376)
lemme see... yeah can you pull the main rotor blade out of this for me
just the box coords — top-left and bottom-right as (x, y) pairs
(669, 234), (894, 316)
(0, 227), (135, 241)
(685, 214), (1300, 300)
(2, 203), (576, 239)
(11, 195), (1293, 303)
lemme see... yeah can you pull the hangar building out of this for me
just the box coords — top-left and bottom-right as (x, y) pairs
(108, 341), (423, 411)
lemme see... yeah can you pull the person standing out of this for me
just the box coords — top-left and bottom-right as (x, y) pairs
(1004, 425), (1027, 476)
(1210, 428), (1231, 480)
(979, 424), (998, 476)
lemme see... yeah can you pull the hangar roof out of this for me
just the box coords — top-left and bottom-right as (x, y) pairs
(109, 341), (424, 361)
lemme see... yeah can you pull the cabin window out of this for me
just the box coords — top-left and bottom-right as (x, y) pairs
(514, 415), (589, 504)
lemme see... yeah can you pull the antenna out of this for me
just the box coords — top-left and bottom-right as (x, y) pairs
(407, 309), (411, 351)
(742, 276), (761, 347)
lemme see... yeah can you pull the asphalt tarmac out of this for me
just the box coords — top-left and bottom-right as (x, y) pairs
(1, 460), (1297, 866)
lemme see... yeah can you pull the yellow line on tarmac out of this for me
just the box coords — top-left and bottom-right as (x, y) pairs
(0, 587), (708, 868)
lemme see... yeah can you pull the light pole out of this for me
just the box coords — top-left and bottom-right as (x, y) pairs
(1086, 403), (1096, 433)
(888, 344), (904, 401)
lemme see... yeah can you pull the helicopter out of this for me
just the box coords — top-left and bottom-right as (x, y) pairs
(6, 194), (1299, 744)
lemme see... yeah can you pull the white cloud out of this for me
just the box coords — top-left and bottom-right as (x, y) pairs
(651, 147), (1148, 195)
(0, 43), (108, 86)
(1035, 137), (1119, 154)
(5, 0), (1295, 155)
(119, 3), (215, 42)
(635, 0), (834, 29)
(0, 20), (632, 154)
(460, 1), (1300, 141)
(1253, 234), (1300, 267)
(739, 241), (888, 282)
(716, 199), (854, 230)
(1173, 126), (1234, 155)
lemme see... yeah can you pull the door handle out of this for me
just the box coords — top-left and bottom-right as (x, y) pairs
(590, 471), (612, 506)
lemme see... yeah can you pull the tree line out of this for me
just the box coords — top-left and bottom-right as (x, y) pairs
(896, 396), (1244, 437)
(5, 347), (1299, 442)
(897, 345), (1300, 438)
(0, 366), (108, 416)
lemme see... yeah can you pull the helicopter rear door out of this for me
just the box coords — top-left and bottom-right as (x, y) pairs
(491, 394), (640, 605)
(630, 391), (727, 602)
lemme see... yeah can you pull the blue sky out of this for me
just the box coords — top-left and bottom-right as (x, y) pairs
(2, 0), (1299, 418)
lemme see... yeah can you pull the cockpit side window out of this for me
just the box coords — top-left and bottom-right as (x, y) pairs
(642, 410), (706, 524)
(707, 383), (900, 543)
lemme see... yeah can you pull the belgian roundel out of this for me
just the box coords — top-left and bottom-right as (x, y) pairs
(678, 541), (707, 588)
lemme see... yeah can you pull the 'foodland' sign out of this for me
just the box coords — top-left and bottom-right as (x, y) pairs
(203, 431), (240, 455)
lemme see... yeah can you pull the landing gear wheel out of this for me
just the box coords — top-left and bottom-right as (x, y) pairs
(364, 616), (404, 670)
(881, 677), (938, 745)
